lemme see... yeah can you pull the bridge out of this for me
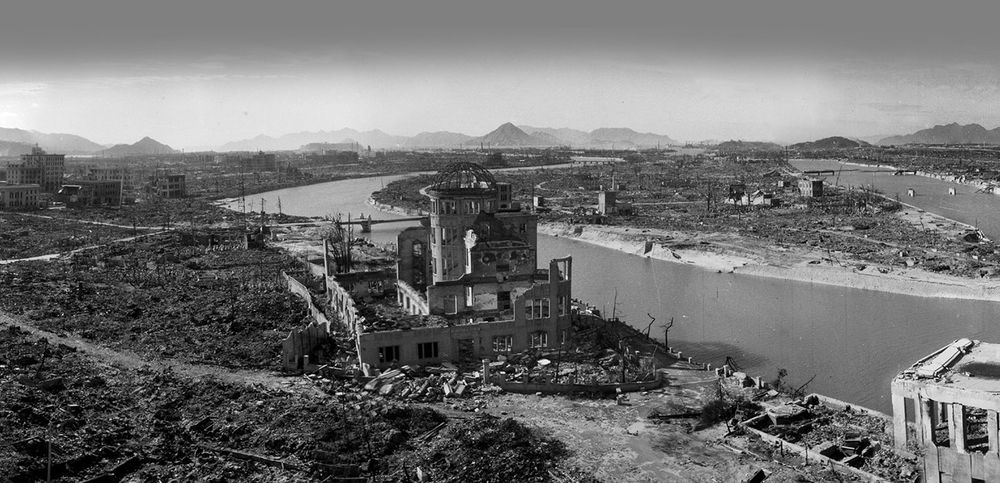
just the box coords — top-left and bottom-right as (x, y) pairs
(269, 216), (427, 233)
(339, 216), (428, 233)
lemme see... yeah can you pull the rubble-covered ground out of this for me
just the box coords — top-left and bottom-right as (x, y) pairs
(0, 321), (580, 482)
(0, 232), (310, 370)
(0, 213), (137, 261)
(728, 379), (921, 482)
(43, 198), (313, 228)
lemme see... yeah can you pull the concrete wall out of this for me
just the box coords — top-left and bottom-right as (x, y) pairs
(280, 271), (332, 371)
(332, 270), (395, 301)
(396, 225), (430, 289)
(327, 273), (366, 335)
(396, 280), (429, 316)
(359, 256), (573, 369)
(283, 271), (331, 328)
(357, 314), (566, 369)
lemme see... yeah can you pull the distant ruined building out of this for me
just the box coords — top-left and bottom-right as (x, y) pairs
(7, 146), (65, 194)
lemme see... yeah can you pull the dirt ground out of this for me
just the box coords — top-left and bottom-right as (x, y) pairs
(477, 369), (871, 482)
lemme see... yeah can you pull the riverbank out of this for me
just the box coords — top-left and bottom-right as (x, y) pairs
(366, 189), (1000, 301)
(538, 220), (1000, 302)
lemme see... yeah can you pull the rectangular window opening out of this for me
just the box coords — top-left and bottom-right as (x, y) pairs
(932, 401), (950, 447)
(417, 342), (439, 359)
(530, 331), (548, 348)
(378, 345), (400, 364)
(497, 291), (511, 311)
(492, 335), (513, 353)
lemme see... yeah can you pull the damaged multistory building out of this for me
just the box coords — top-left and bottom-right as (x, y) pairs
(892, 338), (1000, 482)
(323, 162), (573, 370)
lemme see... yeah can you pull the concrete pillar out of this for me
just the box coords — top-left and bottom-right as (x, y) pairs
(921, 398), (936, 447)
(956, 403), (968, 453)
(950, 403), (964, 452)
(988, 410), (999, 455)
(891, 393), (908, 449)
(482, 359), (490, 384)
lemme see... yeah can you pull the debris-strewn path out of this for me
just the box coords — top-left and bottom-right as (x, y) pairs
(0, 312), (321, 395)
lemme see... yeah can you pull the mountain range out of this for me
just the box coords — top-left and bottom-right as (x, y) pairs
(219, 122), (679, 151)
(9, 121), (1000, 154)
(0, 127), (105, 154)
(878, 123), (1000, 145)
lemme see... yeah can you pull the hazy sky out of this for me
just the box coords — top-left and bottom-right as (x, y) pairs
(2, 0), (1000, 149)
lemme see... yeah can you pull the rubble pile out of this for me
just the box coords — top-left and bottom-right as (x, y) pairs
(0, 233), (309, 370)
(306, 365), (499, 411)
(0, 323), (586, 482)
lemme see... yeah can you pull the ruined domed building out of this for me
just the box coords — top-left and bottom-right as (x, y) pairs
(356, 162), (573, 368)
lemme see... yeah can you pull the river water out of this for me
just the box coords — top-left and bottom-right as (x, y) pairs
(237, 168), (1000, 412)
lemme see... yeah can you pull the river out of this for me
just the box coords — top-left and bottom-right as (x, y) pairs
(236, 168), (1000, 413)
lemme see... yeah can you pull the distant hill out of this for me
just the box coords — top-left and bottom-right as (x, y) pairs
(404, 131), (473, 148)
(587, 127), (677, 148)
(518, 125), (677, 148)
(0, 127), (105, 154)
(879, 123), (1000, 145)
(790, 136), (870, 150)
(220, 129), (407, 151)
(520, 126), (591, 146)
(100, 136), (178, 156)
(0, 140), (35, 157)
(715, 140), (784, 152)
(464, 123), (553, 148)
